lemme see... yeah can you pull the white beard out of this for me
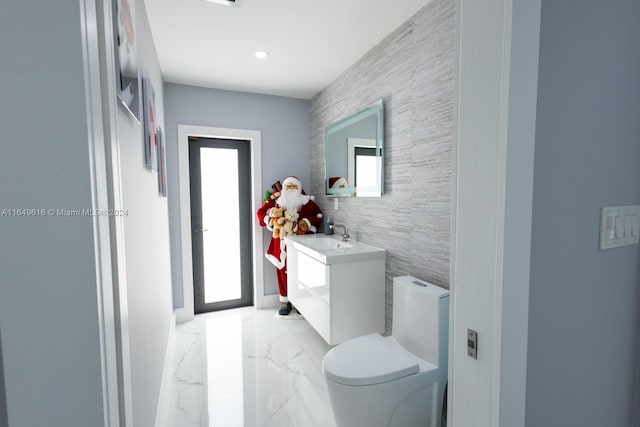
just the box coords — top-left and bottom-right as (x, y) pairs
(277, 190), (310, 213)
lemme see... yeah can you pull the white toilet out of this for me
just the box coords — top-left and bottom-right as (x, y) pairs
(322, 276), (449, 427)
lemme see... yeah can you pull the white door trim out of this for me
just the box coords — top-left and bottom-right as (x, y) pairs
(79, 0), (128, 425)
(0, 332), (6, 427)
(449, 0), (541, 425)
(635, 344), (640, 427)
(94, 0), (135, 424)
(176, 125), (271, 322)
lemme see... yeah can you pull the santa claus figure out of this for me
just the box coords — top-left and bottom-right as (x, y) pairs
(257, 176), (323, 316)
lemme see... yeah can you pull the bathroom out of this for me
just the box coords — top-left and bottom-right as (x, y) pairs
(157, 0), (455, 423)
(0, 1), (639, 427)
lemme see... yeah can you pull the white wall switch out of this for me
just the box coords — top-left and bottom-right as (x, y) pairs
(615, 216), (624, 238)
(624, 216), (633, 238)
(600, 205), (640, 250)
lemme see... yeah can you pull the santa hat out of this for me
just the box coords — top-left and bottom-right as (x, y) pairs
(281, 176), (314, 199)
(329, 176), (348, 189)
(282, 176), (302, 189)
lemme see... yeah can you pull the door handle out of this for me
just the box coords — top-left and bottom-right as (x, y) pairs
(194, 228), (208, 232)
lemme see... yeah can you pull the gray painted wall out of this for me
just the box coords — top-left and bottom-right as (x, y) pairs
(310, 0), (455, 333)
(0, 1), (174, 425)
(526, 1), (640, 426)
(163, 84), (311, 305)
(118, 1), (174, 425)
(0, 2), (106, 425)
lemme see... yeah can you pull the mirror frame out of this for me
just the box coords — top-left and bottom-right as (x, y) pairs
(325, 100), (384, 197)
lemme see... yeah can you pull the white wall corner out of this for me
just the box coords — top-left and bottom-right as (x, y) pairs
(634, 338), (640, 427)
(497, 0), (541, 425)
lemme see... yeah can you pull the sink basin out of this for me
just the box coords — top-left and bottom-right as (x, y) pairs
(285, 234), (385, 264)
(303, 237), (353, 250)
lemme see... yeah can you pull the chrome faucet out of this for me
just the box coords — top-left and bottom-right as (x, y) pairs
(330, 224), (350, 241)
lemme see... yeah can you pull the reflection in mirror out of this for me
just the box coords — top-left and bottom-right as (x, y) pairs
(325, 100), (384, 197)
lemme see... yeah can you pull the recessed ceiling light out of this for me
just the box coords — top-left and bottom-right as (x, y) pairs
(205, 0), (241, 7)
(254, 50), (269, 59)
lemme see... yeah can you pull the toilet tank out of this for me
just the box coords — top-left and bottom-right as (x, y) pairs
(392, 276), (449, 368)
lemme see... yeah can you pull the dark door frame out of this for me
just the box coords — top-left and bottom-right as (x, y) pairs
(189, 137), (253, 313)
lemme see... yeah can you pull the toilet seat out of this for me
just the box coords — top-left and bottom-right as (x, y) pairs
(323, 333), (428, 386)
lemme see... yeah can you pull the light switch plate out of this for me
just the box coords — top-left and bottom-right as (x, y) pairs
(600, 205), (640, 250)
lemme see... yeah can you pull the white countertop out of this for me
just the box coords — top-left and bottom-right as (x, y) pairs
(284, 234), (385, 265)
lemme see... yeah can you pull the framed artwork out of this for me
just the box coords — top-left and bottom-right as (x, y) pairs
(142, 75), (158, 171)
(113, 0), (141, 122)
(157, 127), (167, 197)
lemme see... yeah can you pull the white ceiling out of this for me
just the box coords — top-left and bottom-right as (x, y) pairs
(144, 0), (432, 99)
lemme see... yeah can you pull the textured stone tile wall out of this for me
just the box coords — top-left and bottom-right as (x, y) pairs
(309, 0), (455, 334)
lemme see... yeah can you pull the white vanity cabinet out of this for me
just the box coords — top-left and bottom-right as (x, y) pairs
(285, 235), (385, 345)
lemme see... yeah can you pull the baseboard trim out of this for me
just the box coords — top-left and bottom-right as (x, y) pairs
(154, 313), (176, 427)
(256, 294), (280, 309)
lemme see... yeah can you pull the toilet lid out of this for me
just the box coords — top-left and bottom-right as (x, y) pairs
(322, 334), (419, 386)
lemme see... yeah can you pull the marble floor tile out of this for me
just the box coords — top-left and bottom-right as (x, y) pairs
(159, 307), (337, 427)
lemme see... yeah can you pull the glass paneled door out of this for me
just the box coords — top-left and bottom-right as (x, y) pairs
(189, 137), (253, 313)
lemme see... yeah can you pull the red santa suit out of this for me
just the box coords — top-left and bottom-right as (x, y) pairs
(256, 176), (323, 301)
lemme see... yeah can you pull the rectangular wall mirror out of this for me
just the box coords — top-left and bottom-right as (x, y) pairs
(325, 100), (384, 197)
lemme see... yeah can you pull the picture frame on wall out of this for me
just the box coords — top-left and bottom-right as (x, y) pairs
(112, 0), (141, 122)
(157, 127), (167, 197)
(142, 75), (158, 171)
